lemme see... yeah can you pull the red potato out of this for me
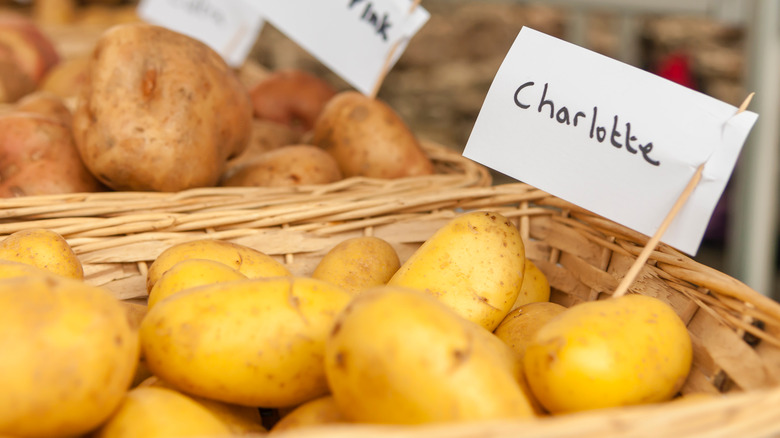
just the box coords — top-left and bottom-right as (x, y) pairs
(15, 90), (73, 127)
(0, 57), (35, 103)
(0, 12), (60, 85)
(249, 69), (338, 133)
(0, 113), (102, 197)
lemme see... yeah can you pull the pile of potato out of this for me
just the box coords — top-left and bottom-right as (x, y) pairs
(0, 210), (697, 437)
(0, 15), (436, 196)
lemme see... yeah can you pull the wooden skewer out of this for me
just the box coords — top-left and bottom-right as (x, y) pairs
(612, 92), (755, 299)
(369, 0), (422, 98)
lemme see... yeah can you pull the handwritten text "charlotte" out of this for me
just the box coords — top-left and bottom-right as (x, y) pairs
(514, 82), (660, 167)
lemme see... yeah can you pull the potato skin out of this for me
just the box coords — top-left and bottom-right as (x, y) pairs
(324, 286), (536, 424)
(511, 259), (551, 311)
(249, 68), (337, 132)
(388, 211), (525, 331)
(147, 258), (247, 308)
(0, 228), (83, 280)
(93, 386), (233, 438)
(524, 294), (693, 414)
(145, 239), (290, 293)
(140, 276), (352, 407)
(221, 144), (342, 188)
(312, 236), (400, 295)
(15, 90), (73, 127)
(72, 23), (252, 191)
(0, 275), (140, 438)
(0, 113), (102, 197)
(312, 91), (434, 179)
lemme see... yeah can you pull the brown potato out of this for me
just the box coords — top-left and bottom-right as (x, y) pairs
(221, 144), (342, 188)
(311, 91), (434, 179)
(249, 68), (337, 133)
(0, 113), (102, 197)
(72, 23), (252, 192)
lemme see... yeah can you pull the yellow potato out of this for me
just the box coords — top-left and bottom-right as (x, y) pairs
(388, 211), (525, 331)
(494, 301), (567, 361)
(312, 236), (400, 295)
(511, 259), (551, 310)
(146, 239), (290, 293)
(148, 258), (247, 308)
(524, 294), (693, 414)
(324, 286), (536, 424)
(140, 276), (352, 407)
(0, 275), (139, 438)
(0, 228), (83, 280)
(93, 386), (233, 438)
(270, 395), (347, 434)
(0, 258), (54, 279)
(140, 376), (267, 435)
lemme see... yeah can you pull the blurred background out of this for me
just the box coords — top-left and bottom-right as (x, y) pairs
(6, 0), (779, 299)
(250, 0), (779, 300)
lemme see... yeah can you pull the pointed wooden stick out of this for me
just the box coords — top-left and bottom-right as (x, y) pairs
(369, 0), (422, 98)
(612, 92), (755, 299)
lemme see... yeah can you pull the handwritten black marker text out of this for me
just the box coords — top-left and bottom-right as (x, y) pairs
(514, 81), (660, 167)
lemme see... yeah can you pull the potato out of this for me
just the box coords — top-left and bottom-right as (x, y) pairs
(0, 12), (60, 86)
(15, 90), (72, 126)
(270, 395), (347, 434)
(147, 258), (247, 308)
(0, 113), (103, 197)
(511, 259), (551, 310)
(524, 294), (693, 414)
(312, 236), (400, 295)
(140, 276), (352, 407)
(311, 91), (434, 179)
(388, 211), (525, 331)
(93, 386), (233, 438)
(324, 286), (536, 424)
(0, 258), (55, 279)
(0, 275), (140, 438)
(140, 376), (267, 435)
(249, 68), (338, 133)
(0, 58), (35, 103)
(494, 301), (567, 361)
(0, 228), (83, 280)
(39, 54), (90, 99)
(225, 118), (303, 170)
(221, 144), (342, 188)
(72, 23), (252, 191)
(146, 238), (290, 293)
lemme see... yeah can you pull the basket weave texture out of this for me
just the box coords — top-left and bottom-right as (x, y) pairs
(4, 178), (780, 435)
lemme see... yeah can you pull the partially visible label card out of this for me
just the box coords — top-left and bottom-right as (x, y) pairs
(463, 27), (758, 256)
(249, 0), (429, 95)
(137, 0), (264, 67)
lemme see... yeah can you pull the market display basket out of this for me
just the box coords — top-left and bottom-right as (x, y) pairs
(2, 181), (780, 436)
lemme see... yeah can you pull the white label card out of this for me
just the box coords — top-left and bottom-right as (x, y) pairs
(463, 27), (758, 256)
(136, 0), (264, 67)
(249, 0), (429, 95)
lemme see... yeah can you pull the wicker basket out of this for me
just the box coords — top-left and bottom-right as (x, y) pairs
(4, 182), (780, 436)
